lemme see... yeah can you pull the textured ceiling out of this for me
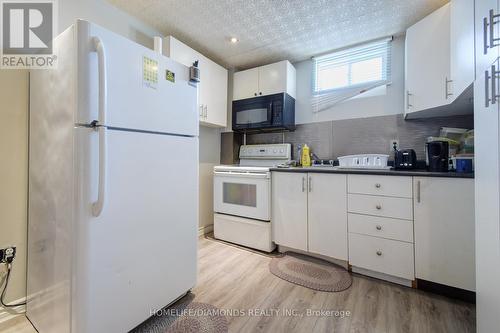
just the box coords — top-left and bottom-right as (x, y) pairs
(108, 0), (448, 70)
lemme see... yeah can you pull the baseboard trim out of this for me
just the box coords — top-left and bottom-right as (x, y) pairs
(416, 279), (476, 303)
(198, 224), (213, 236)
(277, 245), (349, 270)
(351, 267), (413, 287)
(0, 297), (26, 325)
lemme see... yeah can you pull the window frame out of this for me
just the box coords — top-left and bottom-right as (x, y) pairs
(312, 38), (392, 95)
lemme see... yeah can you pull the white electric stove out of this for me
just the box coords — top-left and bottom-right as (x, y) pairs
(213, 144), (291, 252)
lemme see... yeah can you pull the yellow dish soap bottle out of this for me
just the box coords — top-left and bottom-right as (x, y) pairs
(301, 144), (311, 167)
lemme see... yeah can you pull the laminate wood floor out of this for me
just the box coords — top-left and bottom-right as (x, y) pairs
(192, 235), (475, 333)
(3, 236), (475, 333)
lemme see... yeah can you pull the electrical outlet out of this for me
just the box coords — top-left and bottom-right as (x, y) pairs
(390, 140), (399, 152)
(0, 246), (16, 264)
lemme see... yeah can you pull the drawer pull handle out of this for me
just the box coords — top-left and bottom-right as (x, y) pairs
(376, 225), (382, 230)
(376, 251), (382, 256)
(376, 204), (382, 210)
(375, 183), (381, 188)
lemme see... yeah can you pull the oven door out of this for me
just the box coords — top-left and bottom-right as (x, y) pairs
(213, 171), (271, 221)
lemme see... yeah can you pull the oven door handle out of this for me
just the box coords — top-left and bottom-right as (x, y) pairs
(214, 171), (270, 179)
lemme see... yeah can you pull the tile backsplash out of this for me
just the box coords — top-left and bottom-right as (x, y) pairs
(221, 113), (474, 164)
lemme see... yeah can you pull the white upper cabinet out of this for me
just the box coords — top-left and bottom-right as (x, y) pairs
(233, 68), (259, 100)
(475, 0), (500, 74)
(233, 60), (296, 101)
(405, 1), (474, 119)
(405, 3), (451, 116)
(450, 0), (475, 98)
(164, 36), (228, 128)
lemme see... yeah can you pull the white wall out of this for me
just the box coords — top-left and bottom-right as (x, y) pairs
(0, 70), (29, 312)
(294, 36), (405, 124)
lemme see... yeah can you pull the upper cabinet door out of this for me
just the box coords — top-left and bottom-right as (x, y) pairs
(258, 62), (288, 97)
(475, 0), (500, 74)
(405, 3), (451, 116)
(233, 68), (259, 100)
(164, 36), (228, 128)
(233, 61), (296, 101)
(450, 0), (475, 98)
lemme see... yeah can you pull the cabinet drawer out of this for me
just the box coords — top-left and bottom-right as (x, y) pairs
(348, 175), (412, 198)
(348, 194), (413, 220)
(348, 213), (414, 243)
(349, 233), (415, 280)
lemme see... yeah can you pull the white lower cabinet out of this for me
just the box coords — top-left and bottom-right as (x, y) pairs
(272, 172), (308, 251)
(349, 233), (415, 280)
(414, 177), (475, 291)
(308, 173), (348, 260)
(272, 172), (348, 259)
(273, 172), (475, 290)
(347, 174), (415, 282)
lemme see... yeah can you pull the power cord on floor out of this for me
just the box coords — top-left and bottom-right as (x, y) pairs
(1, 262), (26, 308)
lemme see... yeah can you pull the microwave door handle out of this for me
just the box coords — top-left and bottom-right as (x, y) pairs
(269, 101), (273, 125)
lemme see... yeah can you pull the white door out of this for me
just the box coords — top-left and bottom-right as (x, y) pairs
(213, 172), (271, 221)
(77, 21), (198, 136)
(308, 174), (348, 260)
(450, 0), (475, 96)
(233, 68), (259, 100)
(413, 177), (475, 291)
(474, 58), (500, 331)
(73, 128), (198, 333)
(272, 172), (308, 251)
(405, 3), (451, 115)
(258, 62), (286, 97)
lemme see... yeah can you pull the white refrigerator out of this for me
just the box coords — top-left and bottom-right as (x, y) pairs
(27, 20), (198, 333)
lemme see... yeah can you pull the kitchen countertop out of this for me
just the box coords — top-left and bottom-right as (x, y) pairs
(270, 166), (474, 178)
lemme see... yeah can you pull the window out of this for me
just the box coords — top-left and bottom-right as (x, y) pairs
(311, 37), (392, 112)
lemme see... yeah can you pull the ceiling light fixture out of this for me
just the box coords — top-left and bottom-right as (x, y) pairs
(230, 37), (239, 44)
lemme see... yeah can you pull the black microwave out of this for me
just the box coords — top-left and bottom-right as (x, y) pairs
(232, 93), (295, 133)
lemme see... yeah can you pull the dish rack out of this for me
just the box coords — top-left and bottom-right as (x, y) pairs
(337, 154), (390, 169)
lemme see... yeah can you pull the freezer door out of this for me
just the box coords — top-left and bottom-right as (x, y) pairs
(75, 20), (198, 136)
(73, 127), (198, 333)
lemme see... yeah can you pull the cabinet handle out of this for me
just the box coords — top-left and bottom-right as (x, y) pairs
(308, 176), (312, 192)
(491, 64), (500, 105)
(254, 93), (258, 96)
(375, 183), (381, 188)
(406, 90), (413, 109)
(302, 177), (305, 192)
(484, 17), (490, 54)
(376, 225), (382, 231)
(376, 204), (382, 210)
(486, 70), (491, 108)
(199, 105), (203, 117)
(445, 77), (453, 99)
(259, 92), (262, 95)
(417, 180), (421, 203)
(489, 10), (500, 51)
(376, 251), (382, 256)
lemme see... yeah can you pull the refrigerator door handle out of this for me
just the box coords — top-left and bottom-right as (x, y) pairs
(93, 37), (107, 125)
(92, 126), (107, 217)
(92, 37), (107, 217)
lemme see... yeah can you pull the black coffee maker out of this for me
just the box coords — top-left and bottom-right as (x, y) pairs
(426, 141), (449, 172)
